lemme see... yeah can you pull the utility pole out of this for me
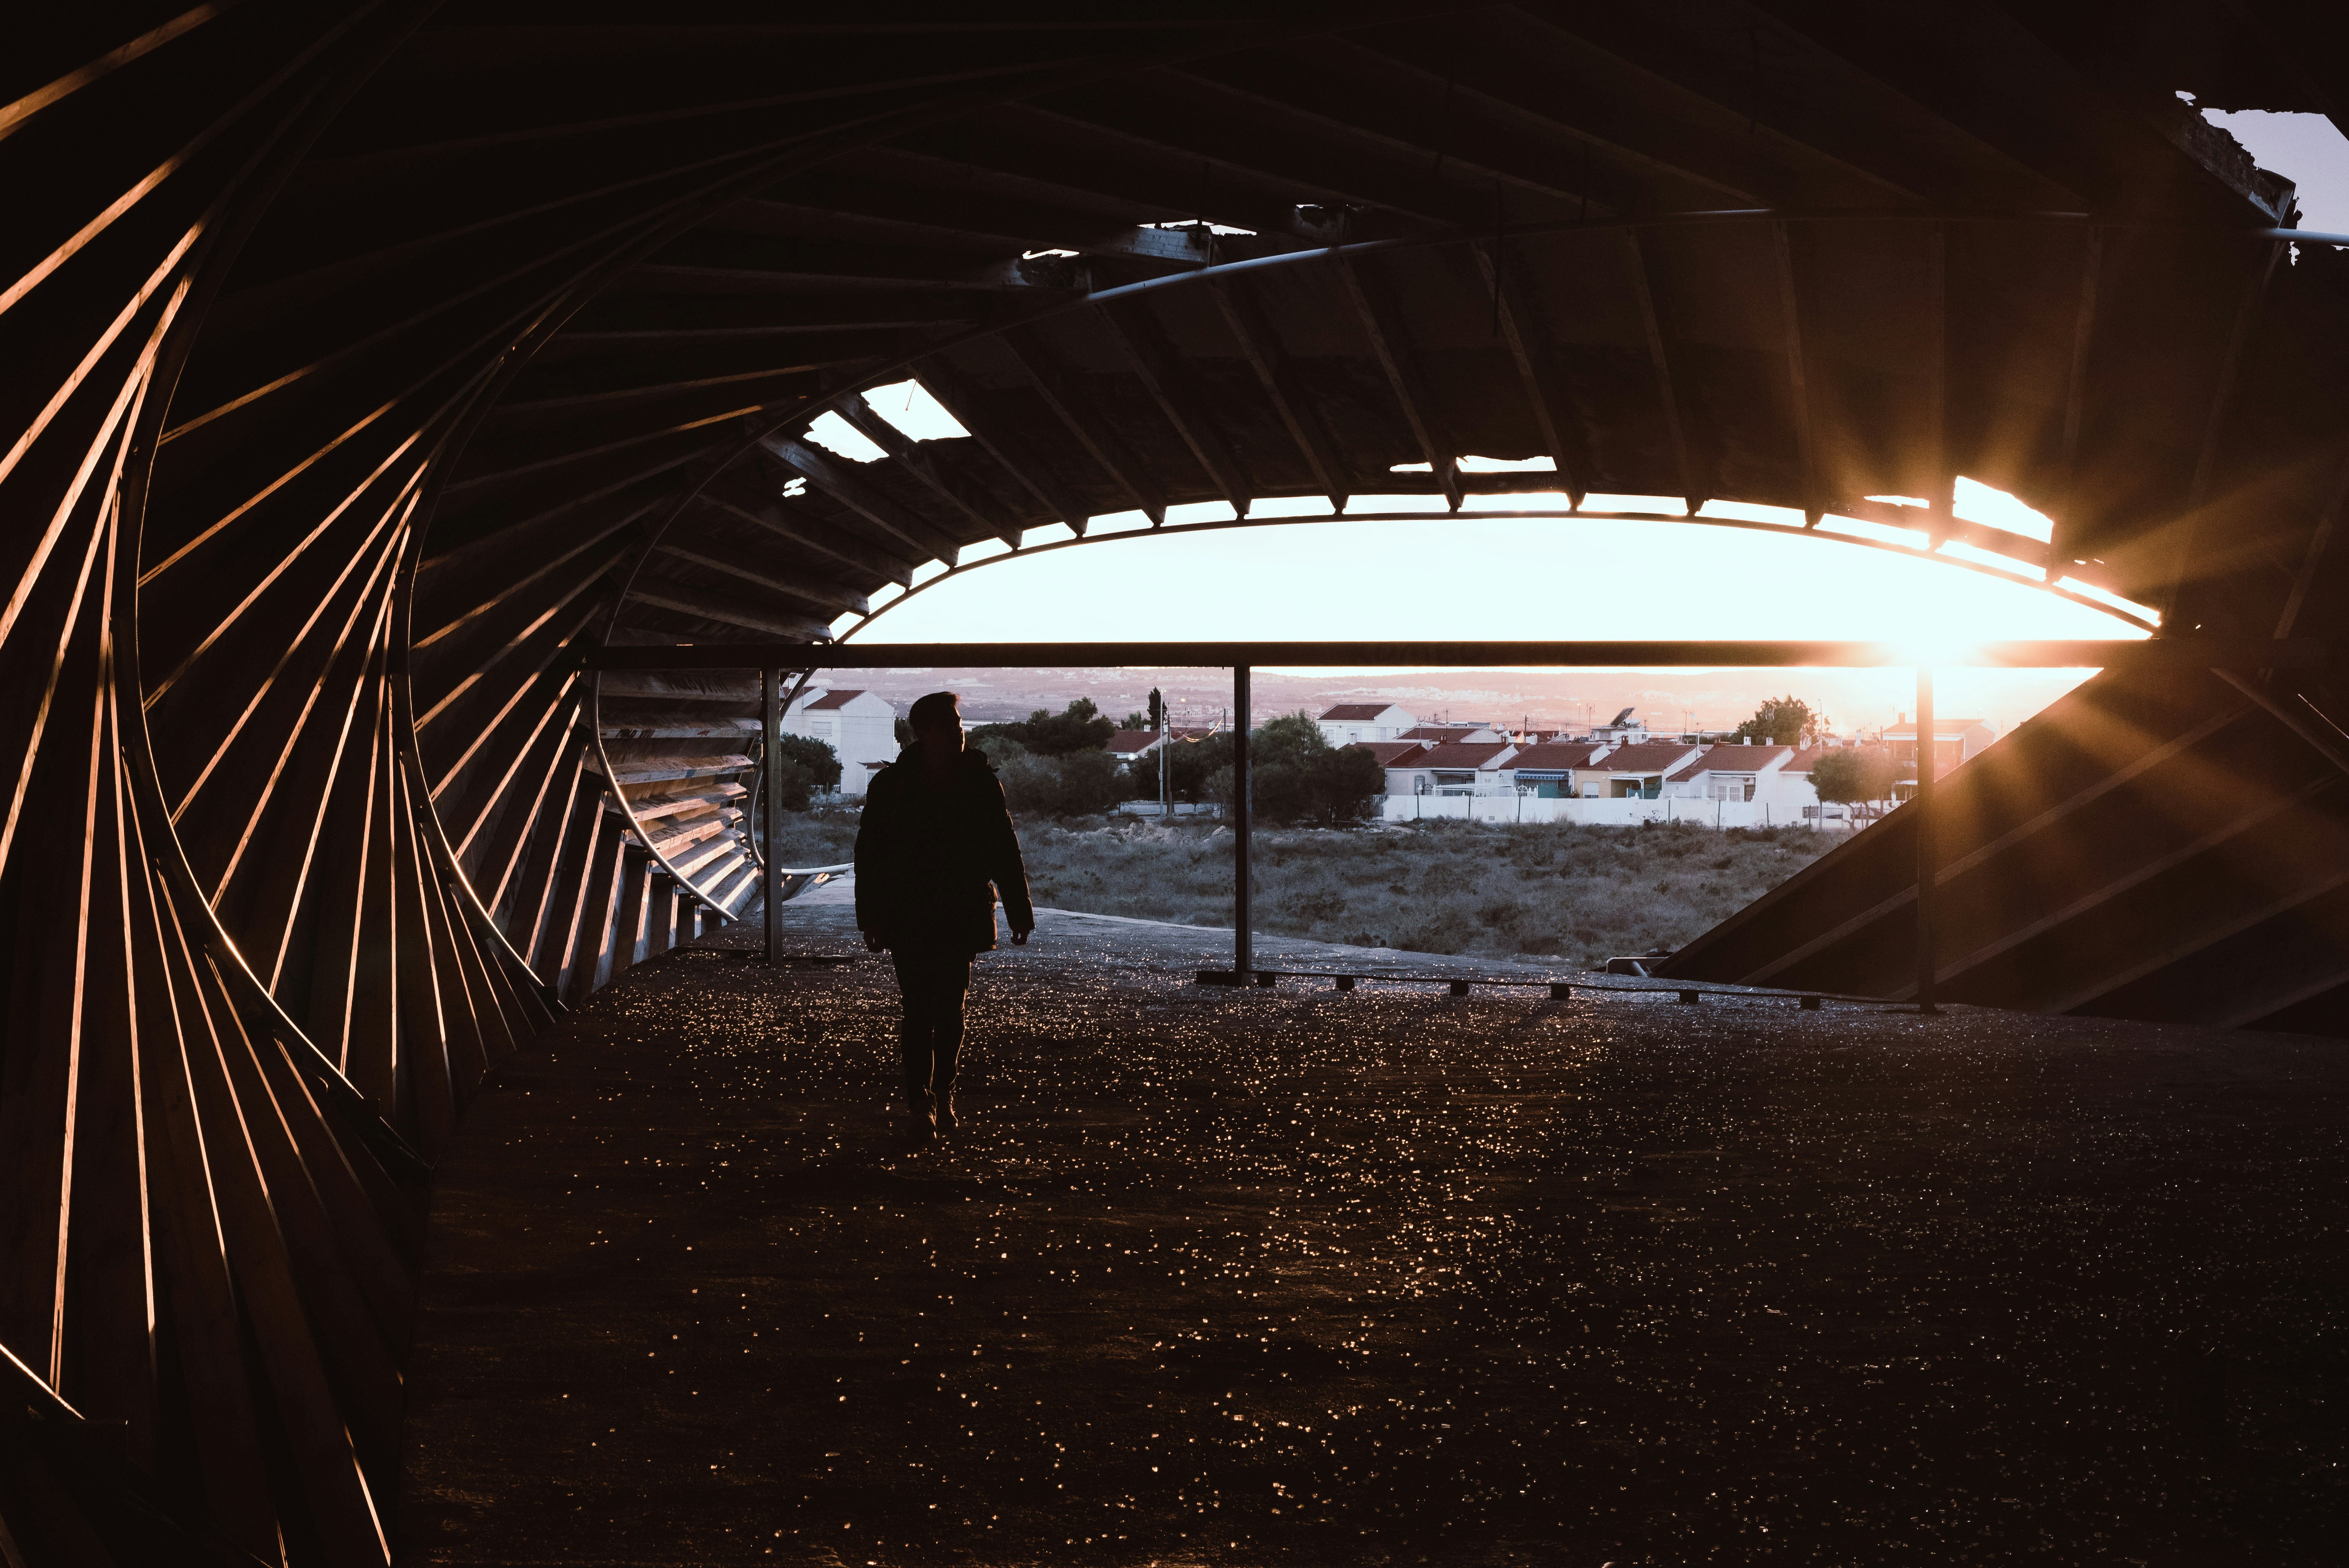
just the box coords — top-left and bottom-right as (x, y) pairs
(1233, 668), (1252, 982)
(1915, 665), (1938, 1013)
(762, 667), (782, 964)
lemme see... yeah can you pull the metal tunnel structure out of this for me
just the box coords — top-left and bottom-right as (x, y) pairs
(3, 3), (2346, 1560)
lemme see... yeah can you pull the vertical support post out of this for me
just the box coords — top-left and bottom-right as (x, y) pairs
(763, 667), (782, 965)
(1915, 664), (1938, 1013)
(1233, 665), (1252, 981)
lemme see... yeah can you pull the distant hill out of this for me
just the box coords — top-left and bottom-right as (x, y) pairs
(804, 664), (2092, 739)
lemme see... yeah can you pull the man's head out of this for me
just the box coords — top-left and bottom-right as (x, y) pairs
(907, 691), (963, 756)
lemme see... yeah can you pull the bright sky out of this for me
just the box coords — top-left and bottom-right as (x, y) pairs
(801, 111), (2349, 734)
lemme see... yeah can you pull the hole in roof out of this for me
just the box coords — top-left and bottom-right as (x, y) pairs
(862, 380), (969, 442)
(805, 411), (885, 464)
(2194, 108), (2349, 235)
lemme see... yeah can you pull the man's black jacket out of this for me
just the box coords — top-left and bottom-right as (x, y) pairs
(854, 746), (1034, 954)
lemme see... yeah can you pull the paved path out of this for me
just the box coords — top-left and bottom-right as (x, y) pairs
(396, 913), (2349, 1565)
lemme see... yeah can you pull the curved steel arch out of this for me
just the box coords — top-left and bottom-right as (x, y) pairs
(827, 504), (2159, 644)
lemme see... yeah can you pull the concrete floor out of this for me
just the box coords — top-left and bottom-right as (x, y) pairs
(395, 907), (2349, 1565)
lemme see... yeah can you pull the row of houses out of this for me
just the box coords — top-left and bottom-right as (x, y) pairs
(774, 687), (1995, 809)
(1321, 701), (1995, 807)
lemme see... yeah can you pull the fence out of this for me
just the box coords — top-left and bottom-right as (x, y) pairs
(1377, 794), (1853, 828)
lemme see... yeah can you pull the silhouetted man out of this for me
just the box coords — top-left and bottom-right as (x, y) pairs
(855, 691), (1034, 1137)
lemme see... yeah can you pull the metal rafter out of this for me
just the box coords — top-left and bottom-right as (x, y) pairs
(832, 393), (1024, 548)
(913, 352), (1093, 533)
(1091, 298), (1254, 517)
(1209, 274), (1351, 508)
(1474, 237), (1583, 504)
(756, 433), (964, 565)
(1620, 228), (1701, 512)
(995, 323), (1169, 525)
(1334, 252), (1462, 511)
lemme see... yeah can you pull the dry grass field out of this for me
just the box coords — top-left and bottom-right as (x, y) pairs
(773, 810), (1839, 966)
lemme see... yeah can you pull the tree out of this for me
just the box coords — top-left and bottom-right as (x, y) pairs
(997, 747), (1127, 818)
(969, 696), (1115, 757)
(1736, 695), (1820, 746)
(772, 733), (841, 790)
(1204, 711), (1384, 824)
(1809, 746), (1897, 817)
(767, 756), (815, 812)
(1148, 687), (1165, 731)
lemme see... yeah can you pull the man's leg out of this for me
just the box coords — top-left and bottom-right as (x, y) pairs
(891, 950), (939, 1127)
(927, 954), (974, 1132)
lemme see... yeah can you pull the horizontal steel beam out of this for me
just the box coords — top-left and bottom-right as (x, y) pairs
(587, 638), (2331, 671)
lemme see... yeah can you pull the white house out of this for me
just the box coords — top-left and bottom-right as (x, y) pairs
(781, 688), (897, 797)
(1317, 702), (1416, 746)
(1352, 740), (1431, 797)
(1499, 741), (1612, 797)
(1408, 740), (1519, 795)
(1399, 721), (1506, 745)
(1582, 742), (1706, 799)
(1663, 744), (1792, 802)
(1586, 707), (1653, 745)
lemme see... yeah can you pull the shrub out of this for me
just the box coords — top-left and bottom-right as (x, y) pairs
(971, 697), (1115, 757)
(768, 755), (815, 812)
(998, 748), (1127, 818)
(773, 733), (842, 790)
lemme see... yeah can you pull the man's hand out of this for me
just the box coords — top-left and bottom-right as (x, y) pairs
(863, 930), (886, 953)
(1010, 924), (1033, 946)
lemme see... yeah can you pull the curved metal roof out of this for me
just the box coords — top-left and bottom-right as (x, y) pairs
(6, 5), (2349, 1558)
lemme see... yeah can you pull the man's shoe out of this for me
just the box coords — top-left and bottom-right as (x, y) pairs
(934, 1094), (957, 1135)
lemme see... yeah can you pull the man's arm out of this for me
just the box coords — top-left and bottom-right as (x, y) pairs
(982, 771), (1035, 943)
(853, 774), (891, 950)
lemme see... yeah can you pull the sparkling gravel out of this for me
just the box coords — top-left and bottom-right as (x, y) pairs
(397, 906), (2349, 1565)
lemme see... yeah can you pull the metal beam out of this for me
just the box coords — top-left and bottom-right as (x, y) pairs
(1620, 229), (1701, 512)
(2275, 440), (2349, 639)
(912, 353), (1092, 533)
(1924, 222), (1951, 543)
(1209, 274), (1350, 508)
(1474, 237), (1582, 505)
(653, 529), (868, 617)
(1092, 300), (1254, 517)
(1769, 220), (1819, 523)
(699, 482), (918, 586)
(833, 393), (1022, 547)
(758, 433), (964, 565)
(997, 324), (1168, 524)
(1334, 252), (1461, 510)
(762, 670), (782, 964)
(1913, 664), (1937, 1013)
(625, 580), (837, 642)
(2168, 239), (2287, 615)
(1233, 664), (1252, 982)
(585, 637), (2329, 672)
(2057, 225), (2104, 530)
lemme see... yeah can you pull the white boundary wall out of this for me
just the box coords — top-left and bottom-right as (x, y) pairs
(1378, 794), (1849, 829)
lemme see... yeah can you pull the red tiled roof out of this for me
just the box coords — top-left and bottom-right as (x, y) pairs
(1414, 741), (1512, 769)
(1351, 741), (1430, 766)
(1320, 703), (1400, 721)
(1592, 743), (1702, 774)
(1666, 744), (1792, 781)
(1505, 742), (1605, 771)
(1105, 729), (1162, 754)
(807, 688), (865, 710)
(1783, 744), (1833, 772)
